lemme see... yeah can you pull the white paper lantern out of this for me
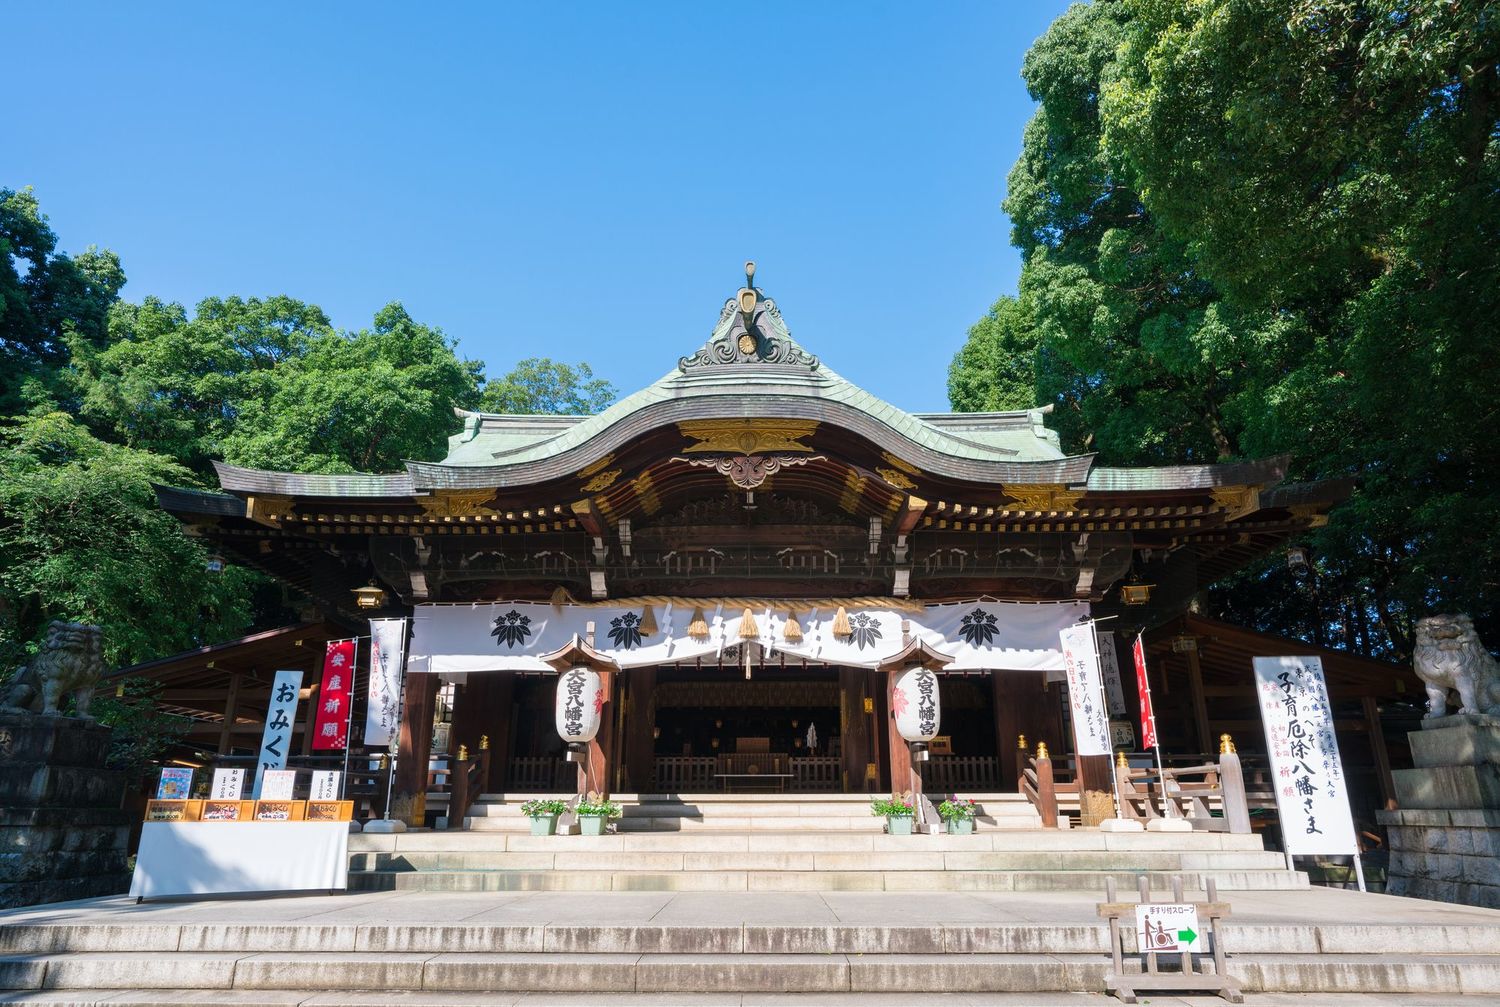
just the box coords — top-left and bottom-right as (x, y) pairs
(893, 666), (941, 742)
(555, 666), (603, 743)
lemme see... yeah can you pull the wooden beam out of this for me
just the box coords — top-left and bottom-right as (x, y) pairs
(1363, 696), (1395, 809)
(1185, 647), (1213, 754)
(217, 674), (242, 754)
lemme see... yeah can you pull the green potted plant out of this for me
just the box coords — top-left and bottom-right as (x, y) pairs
(939, 797), (979, 835)
(520, 798), (567, 836)
(575, 792), (621, 836)
(871, 795), (916, 835)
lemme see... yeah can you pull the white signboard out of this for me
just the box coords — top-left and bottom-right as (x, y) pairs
(1096, 631), (1128, 717)
(1253, 656), (1358, 855)
(365, 618), (407, 749)
(260, 769), (297, 801)
(1059, 623), (1111, 756)
(253, 670), (302, 798)
(310, 770), (342, 801)
(1135, 903), (1203, 954)
(210, 768), (245, 800)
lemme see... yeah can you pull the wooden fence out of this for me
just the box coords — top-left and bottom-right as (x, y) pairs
(504, 756), (572, 792)
(920, 756), (1001, 792)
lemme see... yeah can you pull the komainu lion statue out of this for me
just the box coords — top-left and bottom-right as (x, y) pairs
(1413, 614), (1500, 719)
(1, 621), (106, 718)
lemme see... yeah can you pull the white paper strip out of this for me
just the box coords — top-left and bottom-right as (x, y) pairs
(1253, 656), (1358, 855)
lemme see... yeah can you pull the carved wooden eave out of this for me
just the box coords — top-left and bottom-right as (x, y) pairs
(677, 419), (819, 455)
(875, 638), (955, 674)
(1000, 484), (1085, 513)
(244, 493), (293, 528)
(538, 634), (621, 675)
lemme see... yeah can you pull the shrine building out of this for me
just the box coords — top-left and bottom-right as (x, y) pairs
(150, 267), (1408, 830)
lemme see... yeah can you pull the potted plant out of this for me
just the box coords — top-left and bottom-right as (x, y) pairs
(520, 798), (567, 836)
(939, 797), (979, 835)
(575, 792), (621, 836)
(871, 795), (916, 835)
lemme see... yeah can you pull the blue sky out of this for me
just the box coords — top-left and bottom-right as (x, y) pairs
(7, 3), (1071, 412)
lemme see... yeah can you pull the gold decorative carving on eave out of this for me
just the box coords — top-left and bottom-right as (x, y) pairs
(876, 467), (918, 491)
(580, 468), (623, 493)
(1211, 485), (1261, 521)
(1288, 503), (1330, 528)
(244, 494), (294, 527)
(419, 489), (498, 519)
(1000, 484), (1083, 512)
(632, 471), (661, 516)
(678, 419), (818, 455)
(880, 451), (920, 476)
(577, 453), (616, 479)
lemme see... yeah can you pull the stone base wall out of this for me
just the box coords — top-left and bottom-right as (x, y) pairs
(1379, 807), (1500, 910)
(0, 713), (131, 909)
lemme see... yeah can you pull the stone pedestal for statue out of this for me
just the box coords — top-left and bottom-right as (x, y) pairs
(0, 712), (131, 909)
(1378, 713), (1500, 909)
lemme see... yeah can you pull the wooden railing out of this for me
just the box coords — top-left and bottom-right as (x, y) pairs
(1019, 751), (1061, 828)
(652, 756), (717, 792)
(505, 756), (571, 792)
(922, 756), (1001, 792)
(443, 745), (493, 831)
(791, 757), (841, 791)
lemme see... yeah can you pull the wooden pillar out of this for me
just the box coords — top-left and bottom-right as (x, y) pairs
(489, 673), (515, 792)
(582, 671), (613, 796)
(1185, 648), (1213, 754)
(1363, 695), (1396, 809)
(885, 670), (912, 796)
(993, 671), (1020, 791)
(218, 673), (243, 754)
(839, 668), (871, 793)
(624, 668), (656, 793)
(299, 683), (319, 755)
(393, 672), (437, 826)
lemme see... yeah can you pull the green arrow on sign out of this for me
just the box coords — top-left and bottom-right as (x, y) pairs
(1178, 928), (1198, 944)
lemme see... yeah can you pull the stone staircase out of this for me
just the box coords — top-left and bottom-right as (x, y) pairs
(349, 792), (1306, 893)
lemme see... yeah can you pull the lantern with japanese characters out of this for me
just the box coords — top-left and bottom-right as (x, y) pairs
(893, 666), (941, 744)
(554, 665), (603, 744)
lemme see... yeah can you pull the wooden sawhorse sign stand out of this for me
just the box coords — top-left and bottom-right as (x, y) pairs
(1098, 875), (1244, 1004)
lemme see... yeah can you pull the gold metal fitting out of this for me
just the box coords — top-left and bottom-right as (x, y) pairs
(457, 744), (469, 761)
(479, 734), (490, 751)
(1219, 733), (1236, 754)
(1035, 742), (1050, 760)
(1017, 734), (1028, 750)
(1117, 750), (1129, 768)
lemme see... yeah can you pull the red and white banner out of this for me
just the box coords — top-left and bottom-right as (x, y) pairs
(312, 639), (355, 750)
(1133, 634), (1158, 750)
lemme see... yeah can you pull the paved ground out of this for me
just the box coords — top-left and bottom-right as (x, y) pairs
(3, 885), (1499, 930)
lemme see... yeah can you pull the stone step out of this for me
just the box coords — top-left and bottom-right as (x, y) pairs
(344, 868), (1308, 892)
(350, 830), (1270, 854)
(349, 850), (1291, 873)
(1, 950), (1493, 994)
(467, 815), (1042, 832)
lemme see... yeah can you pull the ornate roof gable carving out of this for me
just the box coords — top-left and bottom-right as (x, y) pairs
(678, 294), (820, 373)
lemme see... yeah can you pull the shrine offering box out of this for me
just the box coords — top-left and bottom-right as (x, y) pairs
(305, 800), (354, 822)
(145, 800), (202, 822)
(252, 800), (306, 822)
(199, 799), (255, 821)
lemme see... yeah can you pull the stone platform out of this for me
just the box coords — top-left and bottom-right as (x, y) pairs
(2, 886), (1499, 1002)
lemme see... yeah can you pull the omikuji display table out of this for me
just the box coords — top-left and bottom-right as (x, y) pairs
(129, 820), (349, 900)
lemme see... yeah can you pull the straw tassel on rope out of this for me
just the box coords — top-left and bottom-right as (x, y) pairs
(549, 586), (573, 609)
(639, 604), (658, 637)
(782, 609), (803, 643)
(687, 606), (710, 641)
(738, 607), (759, 640)
(832, 605), (852, 639)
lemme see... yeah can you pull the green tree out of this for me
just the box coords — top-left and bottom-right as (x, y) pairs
(222, 303), (484, 473)
(0, 411), (254, 674)
(946, 296), (1040, 412)
(0, 187), (124, 412)
(479, 358), (616, 415)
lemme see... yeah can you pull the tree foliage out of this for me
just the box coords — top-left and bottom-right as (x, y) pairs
(479, 357), (616, 415)
(946, 297), (1039, 413)
(951, 0), (1499, 658)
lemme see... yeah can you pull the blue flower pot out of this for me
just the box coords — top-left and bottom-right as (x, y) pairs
(946, 817), (974, 835)
(579, 814), (608, 836)
(887, 815), (914, 835)
(529, 814), (559, 836)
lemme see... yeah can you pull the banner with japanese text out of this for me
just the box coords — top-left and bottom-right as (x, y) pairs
(253, 669), (302, 798)
(1095, 630), (1128, 718)
(312, 640), (354, 750)
(1133, 635), (1159, 750)
(1253, 656), (1358, 855)
(1058, 622), (1111, 756)
(365, 618), (407, 749)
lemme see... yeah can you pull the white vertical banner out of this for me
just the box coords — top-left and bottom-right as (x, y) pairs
(1253, 656), (1358, 856)
(365, 618), (408, 749)
(1095, 630), (1128, 718)
(1059, 623), (1111, 756)
(253, 670), (303, 798)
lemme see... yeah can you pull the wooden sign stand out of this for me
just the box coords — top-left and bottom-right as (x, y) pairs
(1098, 875), (1243, 1004)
